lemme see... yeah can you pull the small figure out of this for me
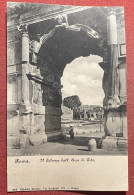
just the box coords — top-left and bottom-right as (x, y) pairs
(69, 125), (74, 139)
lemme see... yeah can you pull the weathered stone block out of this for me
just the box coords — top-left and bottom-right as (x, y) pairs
(7, 40), (22, 66)
(19, 134), (30, 148)
(7, 114), (19, 135)
(7, 134), (20, 149)
(61, 131), (67, 140)
(45, 106), (62, 116)
(119, 66), (126, 104)
(106, 110), (122, 136)
(88, 139), (97, 151)
(61, 106), (73, 120)
(30, 133), (47, 146)
(102, 136), (118, 150)
(122, 113), (127, 138)
(32, 104), (45, 115)
(41, 133), (48, 143)
(47, 131), (62, 141)
(117, 137), (128, 150)
(45, 115), (61, 132)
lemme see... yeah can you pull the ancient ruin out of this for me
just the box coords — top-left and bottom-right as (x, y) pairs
(7, 3), (127, 150)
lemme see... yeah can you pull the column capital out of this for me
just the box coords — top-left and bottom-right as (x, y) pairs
(54, 14), (69, 27)
(107, 7), (116, 16)
(17, 24), (28, 36)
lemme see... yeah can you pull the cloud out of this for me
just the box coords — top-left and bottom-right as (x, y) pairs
(61, 55), (104, 106)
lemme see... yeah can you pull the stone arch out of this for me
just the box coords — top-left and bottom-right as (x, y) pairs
(36, 22), (106, 139)
(7, 4), (127, 148)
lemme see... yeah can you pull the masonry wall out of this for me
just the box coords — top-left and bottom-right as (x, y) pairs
(7, 6), (127, 149)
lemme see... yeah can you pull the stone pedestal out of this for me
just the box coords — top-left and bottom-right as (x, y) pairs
(46, 131), (62, 141)
(102, 136), (118, 151)
(20, 134), (30, 148)
(117, 137), (128, 150)
(88, 139), (97, 151)
(7, 134), (20, 149)
(30, 133), (47, 146)
(45, 106), (62, 141)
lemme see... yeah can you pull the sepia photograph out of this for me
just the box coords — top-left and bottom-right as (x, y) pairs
(7, 2), (127, 156)
(7, 2), (128, 192)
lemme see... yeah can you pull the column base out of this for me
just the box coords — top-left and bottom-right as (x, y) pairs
(7, 134), (20, 149)
(7, 132), (48, 149)
(117, 137), (128, 150)
(101, 136), (128, 151)
(101, 136), (118, 150)
(46, 131), (63, 142)
(29, 133), (47, 146)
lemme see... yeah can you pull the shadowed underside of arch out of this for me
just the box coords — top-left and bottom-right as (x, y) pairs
(38, 24), (105, 78)
(36, 24), (106, 131)
(36, 24), (106, 136)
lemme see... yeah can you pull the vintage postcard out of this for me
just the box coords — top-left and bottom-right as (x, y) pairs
(7, 2), (128, 192)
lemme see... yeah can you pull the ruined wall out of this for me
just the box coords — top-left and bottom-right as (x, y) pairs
(7, 27), (47, 148)
(7, 4), (127, 149)
(7, 4), (69, 147)
(61, 106), (73, 121)
(7, 29), (22, 148)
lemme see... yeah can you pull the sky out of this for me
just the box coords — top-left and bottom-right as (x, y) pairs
(61, 55), (104, 106)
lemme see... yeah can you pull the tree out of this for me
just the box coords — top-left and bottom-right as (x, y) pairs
(63, 95), (81, 109)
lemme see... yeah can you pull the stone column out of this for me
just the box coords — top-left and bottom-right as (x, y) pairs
(84, 110), (87, 120)
(107, 8), (120, 107)
(107, 9), (117, 46)
(22, 26), (29, 63)
(101, 8), (123, 147)
(18, 24), (30, 105)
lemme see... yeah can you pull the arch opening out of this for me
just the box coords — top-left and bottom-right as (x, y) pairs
(38, 26), (105, 135)
(61, 55), (104, 106)
(61, 55), (104, 130)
